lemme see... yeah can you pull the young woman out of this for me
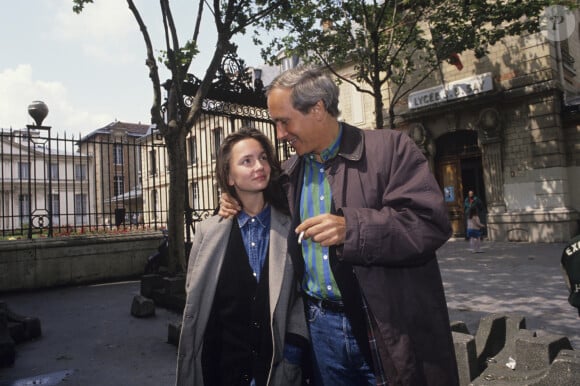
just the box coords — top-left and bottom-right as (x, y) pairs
(175, 128), (308, 386)
(467, 206), (485, 253)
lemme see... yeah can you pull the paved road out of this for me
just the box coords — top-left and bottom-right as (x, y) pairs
(0, 281), (181, 386)
(440, 238), (579, 350)
(1, 239), (578, 385)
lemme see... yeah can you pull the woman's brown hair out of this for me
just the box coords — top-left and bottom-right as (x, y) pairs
(215, 127), (288, 213)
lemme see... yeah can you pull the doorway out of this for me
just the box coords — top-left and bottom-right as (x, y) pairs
(435, 130), (486, 237)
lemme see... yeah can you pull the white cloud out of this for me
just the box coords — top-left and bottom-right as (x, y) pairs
(0, 64), (111, 136)
(52, 0), (138, 65)
(54, 0), (134, 42)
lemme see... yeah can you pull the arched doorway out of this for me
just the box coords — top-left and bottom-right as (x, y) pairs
(435, 130), (487, 237)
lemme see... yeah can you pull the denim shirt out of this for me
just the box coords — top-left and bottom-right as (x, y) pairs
(237, 205), (271, 282)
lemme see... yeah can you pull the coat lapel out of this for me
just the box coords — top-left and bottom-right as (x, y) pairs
(268, 208), (289, 317)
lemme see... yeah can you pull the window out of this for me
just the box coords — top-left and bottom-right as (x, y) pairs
(114, 176), (125, 197)
(188, 136), (197, 165)
(151, 189), (158, 220)
(149, 150), (157, 175)
(19, 194), (30, 224)
(113, 144), (124, 165)
(190, 182), (198, 208)
(74, 194), (87, 224)
(49, 194), (60, 223)
(19, 162), (30, 180)
(48, 163), (59, 180)
(281, 56), (298, 71)
(211, 127), (223, 160)
(75, 164), (87, 181)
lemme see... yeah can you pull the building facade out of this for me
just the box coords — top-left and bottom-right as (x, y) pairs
(0, 129), (92, 233)
(336, 10), (580, 242)
(77, 121), (149, 227)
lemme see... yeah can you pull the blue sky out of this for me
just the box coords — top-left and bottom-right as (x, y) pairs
(0, 0), (264, 136)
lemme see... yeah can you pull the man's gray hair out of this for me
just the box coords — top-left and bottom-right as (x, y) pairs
(267, 66), (340, 117)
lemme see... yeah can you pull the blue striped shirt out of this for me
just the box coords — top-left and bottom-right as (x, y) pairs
(300, 127), (343, 300)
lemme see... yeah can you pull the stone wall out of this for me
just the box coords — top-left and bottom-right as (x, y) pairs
(0, 232), (163, 292)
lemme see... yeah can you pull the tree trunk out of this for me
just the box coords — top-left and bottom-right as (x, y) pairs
(164, 128), (188, 275)
(373, 83), (385, 129)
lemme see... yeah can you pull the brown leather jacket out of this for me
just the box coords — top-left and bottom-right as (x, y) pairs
(281, 123), (459, 386)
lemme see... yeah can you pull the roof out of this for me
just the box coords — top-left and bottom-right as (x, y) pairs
(78, 121), (151, 142)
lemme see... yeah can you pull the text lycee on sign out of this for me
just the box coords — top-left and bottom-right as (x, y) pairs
(408, 72), (493, 109)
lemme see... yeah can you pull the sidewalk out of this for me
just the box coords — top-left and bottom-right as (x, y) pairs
(1, 239), (579, 385)
(440, 238), (580, 350)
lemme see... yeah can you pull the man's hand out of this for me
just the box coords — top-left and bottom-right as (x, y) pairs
(218, 193), (241, 219)
(295, 214), (346, 247)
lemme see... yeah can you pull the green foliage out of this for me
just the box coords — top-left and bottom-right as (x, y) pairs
(255, 0), (576, 128)
(72, 0), (93, 14)
(157, 40), (200, 70)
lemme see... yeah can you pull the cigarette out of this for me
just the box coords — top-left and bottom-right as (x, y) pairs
(298, 231), (305, 245)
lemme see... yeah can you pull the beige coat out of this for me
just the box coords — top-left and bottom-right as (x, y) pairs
(175, 207), (308, 386)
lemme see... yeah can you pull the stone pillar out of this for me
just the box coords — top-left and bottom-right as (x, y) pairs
(408, 122), (435, 168)
(477, 108), (506, 214)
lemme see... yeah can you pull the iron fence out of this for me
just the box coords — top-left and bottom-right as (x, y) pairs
(1, 101), (291, 240)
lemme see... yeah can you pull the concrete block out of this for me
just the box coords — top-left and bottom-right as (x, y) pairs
(130, 295), (155, 318)
(140, 274), (163, 298)
(535, 349), (580, 386)
(450, 321), (470, 335)
(515, 331), (573, 371)
(474, 314), (507, 372)
(168, 321), (182, 346)
(452, 331), (478, 386)
(496, 314), (526, 364)
(163, 276), (185, 295)
(0, 301), (42, 343)
(0, 310), (15, 368)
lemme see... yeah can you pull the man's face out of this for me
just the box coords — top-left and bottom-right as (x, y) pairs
(468, 191), (474, 198)
(267, 87), (326, 156)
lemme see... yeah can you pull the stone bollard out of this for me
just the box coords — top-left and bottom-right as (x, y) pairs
(452, 331), (478, 385)
(535, 349), (580, 386)
(515, 331), (573, 371)
(140, 274), (164, 298)
(168, 321), (182, 346)
(131, 295), (155, 317)
(453, 313), (580, 385)
(0, 308), (15, 367)
(473, 313), (526, 373)
(0, 301), (42, 368)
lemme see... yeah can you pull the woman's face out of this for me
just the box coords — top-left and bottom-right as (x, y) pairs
(227, 138), (271, 196)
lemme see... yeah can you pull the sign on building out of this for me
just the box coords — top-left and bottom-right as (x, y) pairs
(408, 72), (493, 109)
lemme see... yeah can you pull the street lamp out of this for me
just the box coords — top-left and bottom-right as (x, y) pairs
(25, 101), (52, 238)
(253, 68), (263, 92)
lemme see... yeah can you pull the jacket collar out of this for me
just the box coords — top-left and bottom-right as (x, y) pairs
(282, 122), (364, 176)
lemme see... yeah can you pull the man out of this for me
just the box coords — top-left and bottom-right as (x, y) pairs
(464, 190), (484, 239)
(221, 66), (458, 386)
(464, 190), (483, 216)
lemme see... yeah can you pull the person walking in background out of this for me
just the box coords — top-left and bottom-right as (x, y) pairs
(467, 206), (485, 253)
(464, 189), (484, 239)
(220, 66), (458, 386)
(175, 128), (308, 386)
(464, 189), (483, 215)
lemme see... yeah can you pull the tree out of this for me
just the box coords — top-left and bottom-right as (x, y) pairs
(255, 0), (576, 129)
(73, 0), (281, 275)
